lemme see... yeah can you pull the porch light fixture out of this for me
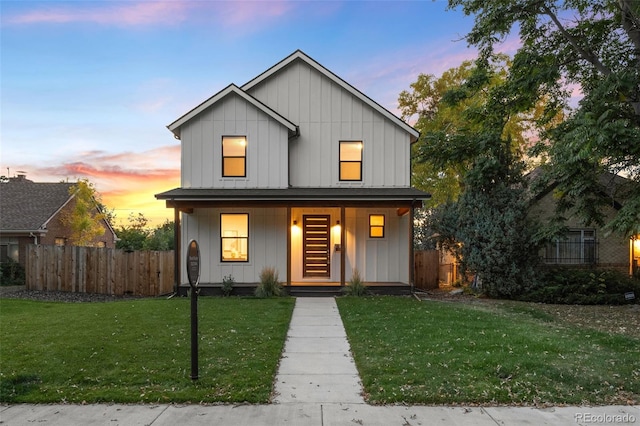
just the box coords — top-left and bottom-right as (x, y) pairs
(293, 220), (298, 226)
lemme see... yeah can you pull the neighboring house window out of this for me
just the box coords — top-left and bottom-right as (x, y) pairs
(55, 238), (65, 246)
(0, 241), (19, 263)
(222, 136), (247, 177)
(545, 229), (597, 265)
(221, 213), (249, 262)
(96, 241), (106, 248)
(369, 214), (385, 238)
(339, 141), (363, 181)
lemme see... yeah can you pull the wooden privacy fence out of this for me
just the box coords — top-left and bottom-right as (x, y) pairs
(414, 250), (439, 290)
(26, 245), (174, 296)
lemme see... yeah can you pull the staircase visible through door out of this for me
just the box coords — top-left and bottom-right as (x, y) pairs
(303, 215), (331, 278)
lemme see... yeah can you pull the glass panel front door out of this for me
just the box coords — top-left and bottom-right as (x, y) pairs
(303, 215), (330, 278)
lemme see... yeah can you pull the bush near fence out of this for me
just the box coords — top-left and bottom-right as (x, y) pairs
(25, 245), (174, 296)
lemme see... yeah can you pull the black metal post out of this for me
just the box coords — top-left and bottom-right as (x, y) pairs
(190, 287), (198, 380)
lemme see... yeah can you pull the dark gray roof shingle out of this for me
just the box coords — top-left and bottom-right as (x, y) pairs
(0, 178), (74, 231)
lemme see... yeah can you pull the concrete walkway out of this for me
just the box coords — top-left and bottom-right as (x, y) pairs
(1, 296), (639, 425)
(274, 297), (364, 404)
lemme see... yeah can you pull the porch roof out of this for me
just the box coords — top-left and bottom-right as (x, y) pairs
(155, 187), (430, 209)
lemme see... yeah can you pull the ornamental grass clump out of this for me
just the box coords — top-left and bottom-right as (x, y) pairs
(221, 274), (235, 297)
(255, 267), (283, 298)
(343, 268), (368, 296)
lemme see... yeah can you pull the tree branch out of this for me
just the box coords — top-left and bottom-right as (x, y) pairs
(541, 5), (612, 76)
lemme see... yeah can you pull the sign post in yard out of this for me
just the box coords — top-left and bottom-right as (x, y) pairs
(186, 240), (200, 380)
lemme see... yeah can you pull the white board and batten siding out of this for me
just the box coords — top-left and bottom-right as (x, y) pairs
(180, 93), (290, 190)
(181, 208), (288, 284)
(246, 60), (412, 188)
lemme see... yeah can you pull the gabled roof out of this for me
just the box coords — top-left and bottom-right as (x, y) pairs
(526, 167), (633, 209)
(0, 178), (75, 232)
(242, 50), (420, 143)
(167, 83), (299, 140)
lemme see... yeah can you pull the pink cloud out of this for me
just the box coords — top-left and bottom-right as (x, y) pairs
(7, 1), (189, 26)
(6, 0), (298, 29)
(215, 1), (294, 27)
(8, 145), (180, 226)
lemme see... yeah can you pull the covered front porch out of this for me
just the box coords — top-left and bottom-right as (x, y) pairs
(156, 187), (427, 294)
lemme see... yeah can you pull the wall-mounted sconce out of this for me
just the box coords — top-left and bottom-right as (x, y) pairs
(336, 220), (340, 226)
(293, 220), (298, 225)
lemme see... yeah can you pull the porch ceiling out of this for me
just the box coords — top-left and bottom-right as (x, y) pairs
(156, 187), (430, 210)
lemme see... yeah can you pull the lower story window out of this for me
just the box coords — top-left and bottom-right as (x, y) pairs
(369, 214), (385, 238)
(545, 229), (597, 264)
(221, 213), (249, 262)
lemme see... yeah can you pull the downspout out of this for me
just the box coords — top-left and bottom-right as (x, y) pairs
(29, 232), (39, 245)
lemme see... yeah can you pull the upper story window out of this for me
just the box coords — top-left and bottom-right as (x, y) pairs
(369, 214), (385, 238)
(339, 141), (363, 181)
(221, 213), (249, 262)
(55, 238), (65, 246)
(222, 136), (247, 177)
(544, 228), (597, 265)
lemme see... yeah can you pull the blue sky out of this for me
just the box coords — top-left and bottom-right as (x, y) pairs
(1, 0), (510, 226)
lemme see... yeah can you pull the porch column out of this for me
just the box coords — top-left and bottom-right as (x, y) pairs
(286, 206), (292, 287)
(340, 206), (346, 286)
(409, 204), (415, 293)
(174, 207), (181, 294)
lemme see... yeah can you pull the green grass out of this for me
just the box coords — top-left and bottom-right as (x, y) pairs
(337, 296), (640, 405)
(0, 297), (294, 403)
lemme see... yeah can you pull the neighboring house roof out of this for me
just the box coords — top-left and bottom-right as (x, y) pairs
(242, 50), (420, 143)
(168, 84), (299, 140)
(0, 177), (118, 240)
(167, 50), (419, 143)
(526, 167), (632, 210)
(0, 177), (75, 233)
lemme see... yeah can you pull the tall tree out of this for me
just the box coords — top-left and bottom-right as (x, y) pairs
(425, 60), (543, 297)
(62, 179), (107, 246)
(449, 0), (640, 237)
(399, 56), (535, 206)
(402, 58), (545, 286)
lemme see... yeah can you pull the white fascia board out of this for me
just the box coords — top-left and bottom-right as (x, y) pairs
(242, 50), (420, 143)
(167, 84), (298, 140)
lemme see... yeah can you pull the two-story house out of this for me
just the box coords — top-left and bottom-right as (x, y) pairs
(156, 50), (430, 295)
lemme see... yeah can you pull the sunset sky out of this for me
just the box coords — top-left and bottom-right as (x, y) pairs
(1, 0), (519, 227)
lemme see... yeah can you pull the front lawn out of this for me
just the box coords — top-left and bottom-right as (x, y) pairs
(0, 297), (294, 403)
(337, 296), (640, 405)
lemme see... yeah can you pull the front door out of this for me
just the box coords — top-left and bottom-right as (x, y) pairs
(303, 215), (331, 278)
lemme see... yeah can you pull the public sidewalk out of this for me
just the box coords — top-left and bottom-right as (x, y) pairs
(1, 297), (638, 425)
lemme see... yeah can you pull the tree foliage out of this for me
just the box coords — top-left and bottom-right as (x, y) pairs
(400, 57), (541, 207)
(403, 56), (544, 296)
(449, 0), (640, 237)
(62, 179), (107, 246)
(115, 214), (174, 251)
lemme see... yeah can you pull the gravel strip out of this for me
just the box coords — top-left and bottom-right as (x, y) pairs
(0, 286), (147, 303)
